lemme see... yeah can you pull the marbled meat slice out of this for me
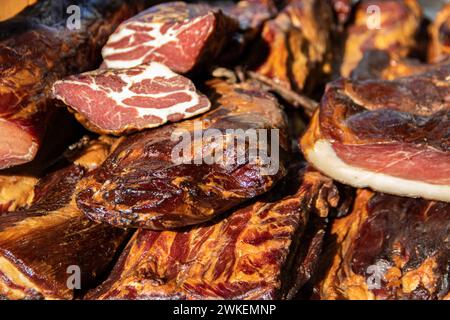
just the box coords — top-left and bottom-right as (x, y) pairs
(52, 62), (211, 135)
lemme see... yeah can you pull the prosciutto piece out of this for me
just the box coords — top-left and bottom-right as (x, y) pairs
(250, 0), (334, 93)
(0, 0), (148, 170)
(318, 190), (449, 300)
(428, 3), (450, 63)
(76, 80), (289, 230)
(301, 63), (450, 202)
(101, 1), (239, 73)
(0, 138), (129, 300)
(340, 0), (422, 77)
(86, 168), (340, 300)
(52, 62), (211, 135)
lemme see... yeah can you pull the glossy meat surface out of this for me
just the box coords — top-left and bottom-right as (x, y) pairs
(319, 190), (449, 300)
(87, 169), (340, 300)
(0, 138), (129, 299)
(76, 80), (289, 229)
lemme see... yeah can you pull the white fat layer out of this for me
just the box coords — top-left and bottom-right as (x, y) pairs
(102, 13), (209, 69)
(53, 62), (210, 129)
(306, 139), (450, 202)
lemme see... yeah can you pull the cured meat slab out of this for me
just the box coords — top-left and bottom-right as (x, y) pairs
(0, 138), (129, 300)
(319, 190), (449, 300)
(101, 1), (239, 73)
(301, 63), (450, 202)
(86, 169), (340, 300)
(428, 3), (450, 63)
(340, 0), (422, 77)
(52, 62), (211, 135)
(0, 0), (147, 169)
(251, 0), (334, 93)
(76, 80), (289, 229)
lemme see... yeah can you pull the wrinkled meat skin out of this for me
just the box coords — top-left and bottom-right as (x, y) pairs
(428, 4), (450, 63)
(102, 1), (239, 73)
(340, 0), (422, 77)
(319, 190), (449, 300)
(52, 62), (211, 135)
(76, 80), (289, 230)
(0, 0), (147, 169)
(315, 64), (450, 185)
(251, 0), (334, 93)
(0, 138), (129, 300)
(86, 169), (339, 300)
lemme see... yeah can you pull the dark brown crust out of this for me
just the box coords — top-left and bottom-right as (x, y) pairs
(86, 168), (339, 300)
(0, 138), (129, 300)
(319, 190), (450, 300)
(76, 80), (289, 230)
(319, 63), (450, 151)
(0, 0), (148, 169)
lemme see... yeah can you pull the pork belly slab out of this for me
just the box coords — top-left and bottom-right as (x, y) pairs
(101, 1), (239, 73)
(301, 63), (450, 202)
(0, 138), (129, 300)
(52, 62), (211, 135)
(428, 3), (450, 64)
(76, 80), (289, 229)
(319, 190), (449, 300)
(340, 0), (422, 77)
(86, 169), (340, 300)
(0, 0), (148, 169)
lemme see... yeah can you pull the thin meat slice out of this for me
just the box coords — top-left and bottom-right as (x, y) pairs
(86, 169), (340, 300)
(52, 62), (211, 135)
(76, 80), (289, 230)
(102, 1), (239, 73)
(340, 0), (422, 77)
(0, 138), (128, 300)
(428, 3), (450, 63)
(319, 190), (449, 300)
(300, 63), (450, 202)
(0, 0), (148, 169)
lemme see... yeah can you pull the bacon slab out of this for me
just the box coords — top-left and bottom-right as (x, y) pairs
(251, 0), (334, 93)
(301, 63), (450, 202)
(428, 3), (450, 63)
(319, 190), (449, 300)
(340, 0), (422, 77)
(86, 169), (340, 300)
(52, 62), (211, 135)
(102, 1), (239, 73)
(76, 80), (289, 230)
(0, 0), (148, 169)
(0, 139), (129, 300)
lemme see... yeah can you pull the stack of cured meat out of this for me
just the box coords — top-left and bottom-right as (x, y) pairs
(0, 0), (448, 300)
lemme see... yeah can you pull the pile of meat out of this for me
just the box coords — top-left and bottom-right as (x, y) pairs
(0, 0), (448, 300)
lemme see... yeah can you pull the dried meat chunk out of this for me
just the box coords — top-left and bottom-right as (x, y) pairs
(301, 63), (450, 202)
(340, 0), (422, 77)
(428, 3), (450, 63)
(319, 190), (449, 300)
(76, 80), (289, 229)
(86, 169), (339, 300)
